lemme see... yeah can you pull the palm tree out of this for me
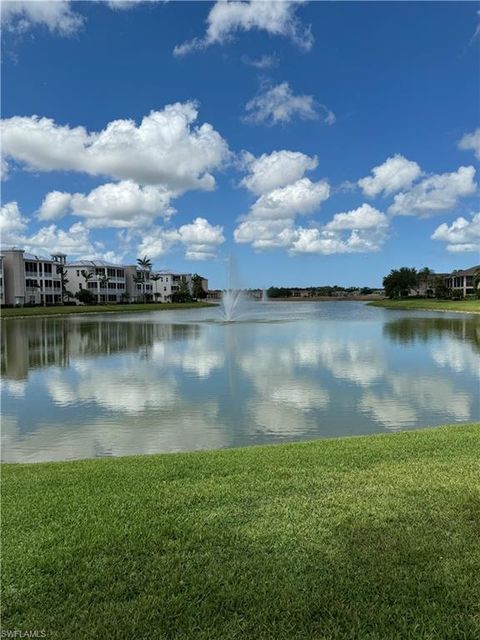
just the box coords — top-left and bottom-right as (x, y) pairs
(56, 266), (68, 305)
(99, 275), (110, 304)
(80, 270), (94, 304)
(418, 267), (434, 297)
(136, 256), (152, 303)
(150, 273), (161, 302)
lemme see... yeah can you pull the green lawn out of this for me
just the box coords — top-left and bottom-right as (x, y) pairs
(2, 424), (480, 639)
(0, 301), (214, 319)
(368, 298), (480, 314)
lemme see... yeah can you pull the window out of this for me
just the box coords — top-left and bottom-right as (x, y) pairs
(44, 280), (53, 288)
(44, 263), (52, 274)
(54, 281), (61, 289)
(95, 268), (104, 276)
(25, 261), (38, 273)
(77, 270), (80, 277)
(117, 283), (125, 290)
(107, 268), (116, 277)
(117, 269), (124, 278)
(88, 282), (97, 289)
(108, 294), (117, 302)
(164, 286), (167, 291)
(108, 282), (117, 289)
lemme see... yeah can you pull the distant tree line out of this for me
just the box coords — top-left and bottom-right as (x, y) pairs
(266, 285), (378, 298)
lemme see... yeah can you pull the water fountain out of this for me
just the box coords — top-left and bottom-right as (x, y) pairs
(221, 257), (246, 321)
(261, 288), (268, 303)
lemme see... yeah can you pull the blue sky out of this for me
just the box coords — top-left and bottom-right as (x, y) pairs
(1, 0), (479, 288)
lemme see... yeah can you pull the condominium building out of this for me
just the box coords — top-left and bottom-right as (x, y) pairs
(0, 247), (209, 306)
(0, 249), (64, 306)
(444, 266), (480, 298)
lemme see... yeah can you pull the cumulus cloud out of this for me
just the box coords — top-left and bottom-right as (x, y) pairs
(244, 82), (335, 126)
(249, 178), (330, 220)
(388, 166), (477, 217)
(0, 201), (101, 258)
(173, 0), (313, 56)
(458, 128), (480, 160)
(241, 54), (278, 69)
(358, 154), (422, 198)
(1, 103), (230, 190)
(38, 181), (176, 228)
(234, 148), (330, 250)
(138, 217), (225, 260)
(324, 203), (389, 231)
(23, 222), (100, 258)
(1, 1), (159, 35)
(431, 213), (480, 253)
(1, 0), (84, 35)
(291, 204), (389, 255)
(240, 150), (318, 195)
(0, 201), (30, 247)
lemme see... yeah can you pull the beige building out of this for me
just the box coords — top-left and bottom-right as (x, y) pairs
(444, 266), (480, 298)
(0, 249), (64, 306)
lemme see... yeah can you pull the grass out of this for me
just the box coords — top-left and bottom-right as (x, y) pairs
(0, 301), (214, 319)
(368, 298), (480, 314)
(2, 424), (480, 639)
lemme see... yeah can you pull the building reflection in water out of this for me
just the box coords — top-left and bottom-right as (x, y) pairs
(1, 318), (199, 381)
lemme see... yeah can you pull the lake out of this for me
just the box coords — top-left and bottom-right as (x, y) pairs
(1, 301), (479, 462)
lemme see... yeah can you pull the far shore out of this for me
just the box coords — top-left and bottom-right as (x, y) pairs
(368, 298), (480, 314)
(0, 301), (216, 320)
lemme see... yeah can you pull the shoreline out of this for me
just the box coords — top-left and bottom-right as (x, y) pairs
(367, 299), (480, 315)
(0, 301), (216, 320)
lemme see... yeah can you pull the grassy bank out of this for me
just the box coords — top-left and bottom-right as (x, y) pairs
(2, 424), (479, 639)
(368, 298), (480, 314)
(1, 301), (214, 319)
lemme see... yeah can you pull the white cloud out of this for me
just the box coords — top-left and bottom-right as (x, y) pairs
(249, 178), (330, 220)
(358, 154), (422, 198)
(234, 218), (296, 250)
(235, 148), (330, 251)
(37, 190), (73, 221)
(240, 150), (318, 195)
(431, 213), (480, 253)
(290, 225), (387, 255)
(458, 128), (480, 160)
(0, 201), (29, 244)
(241, 54), (278, 69)
(1, 103), (230, 190)
(0, 201), (99, 258)
(38, 181), (176, 228)
(173, 0), (313, 56)
(244, 82), (334, 126)
(1, 1), (159, 36)
(388, 166), (477, 217)
(1, 0), (84, 35)
(138, 217), (225, 260)
(324, 203), (389, 231)
(23, 222), (99, 258)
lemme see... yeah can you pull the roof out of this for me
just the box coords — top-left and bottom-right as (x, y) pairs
(66, 259), (123, 268)
(450, 266), (480, 276)
(24, 252), (54, 262)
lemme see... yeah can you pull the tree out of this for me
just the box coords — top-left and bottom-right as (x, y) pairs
(383, 268), (419, 299)
(136, 256), (152, 302)
(75, 289), (96, 305)
(171, 281), (193, 303)
(191, 274), (207, 299)
(56, 266), (68, 305)
(418, 267), (435, 297)
(150, 274), (161, 302)
(80, 270), (95, 303)
(98, 275), (110, 304)
(433, 276), (449, 299)
(473, 269), (480, 299)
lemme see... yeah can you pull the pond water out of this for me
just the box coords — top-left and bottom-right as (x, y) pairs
(1, 301), (479, 462)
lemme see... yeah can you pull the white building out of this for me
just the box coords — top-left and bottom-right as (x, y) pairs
(0, 249), (63, 306)
(65, 260), (140, 303)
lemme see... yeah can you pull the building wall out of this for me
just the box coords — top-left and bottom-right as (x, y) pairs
(1, 250), (62, 306)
